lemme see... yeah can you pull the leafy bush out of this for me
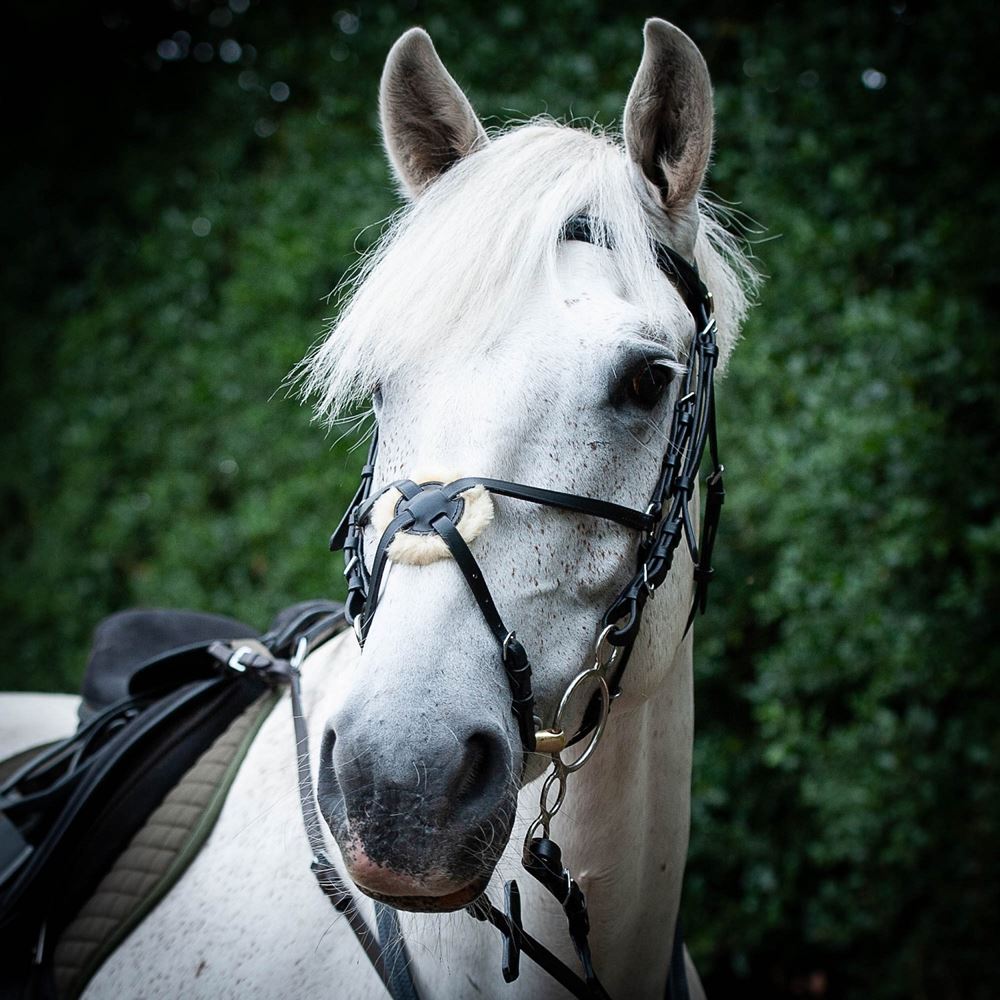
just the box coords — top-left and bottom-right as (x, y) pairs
(1, 2), (996, 997)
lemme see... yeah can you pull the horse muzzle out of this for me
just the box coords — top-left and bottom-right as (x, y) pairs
(316, 718), (516, 911)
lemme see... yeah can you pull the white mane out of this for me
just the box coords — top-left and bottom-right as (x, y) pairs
(300, 120), (756, 422)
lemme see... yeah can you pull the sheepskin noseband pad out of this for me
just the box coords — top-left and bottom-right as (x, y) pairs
(369, 476), (494, 567)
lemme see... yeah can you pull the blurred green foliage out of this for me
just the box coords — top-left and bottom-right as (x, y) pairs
(1, 2), (996, 997)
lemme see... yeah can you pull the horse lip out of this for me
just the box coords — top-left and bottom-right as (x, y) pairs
(353, 874), (490, 913)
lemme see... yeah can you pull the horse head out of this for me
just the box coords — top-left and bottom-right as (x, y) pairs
(301, 19), (749, 914)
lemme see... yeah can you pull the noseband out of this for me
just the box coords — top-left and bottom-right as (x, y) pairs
(324, 215), (724, 999)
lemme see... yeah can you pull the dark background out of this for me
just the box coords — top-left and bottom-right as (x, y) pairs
(1, 2), (997, 997)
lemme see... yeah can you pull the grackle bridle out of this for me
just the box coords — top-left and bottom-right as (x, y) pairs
(287, 216), (724, 999)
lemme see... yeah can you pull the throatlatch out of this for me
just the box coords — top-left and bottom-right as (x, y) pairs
(327, 216), (723, 999)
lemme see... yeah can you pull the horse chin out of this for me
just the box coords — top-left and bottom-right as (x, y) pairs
(354, 874), (491, 913)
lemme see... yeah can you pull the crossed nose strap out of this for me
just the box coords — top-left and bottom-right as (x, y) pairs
(368, 478), (494, 567)
(350, 474), (656, 752)
(361, 478), (503, 639)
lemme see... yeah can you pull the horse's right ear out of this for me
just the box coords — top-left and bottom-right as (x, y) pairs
(379, 28), (488, 199)
(623, 19), (714, 218)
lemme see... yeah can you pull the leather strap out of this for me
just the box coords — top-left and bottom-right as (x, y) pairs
(666, 917), (691, 1000)
(523, 836), (610, 998)
(468, 893), (606, 999)
(361, 507), (416, 641)
(443, 478), (654, 533)
(355, 476), (653, 536)
(430, 515), (538, 749)
(288, 667), (386, 968)
(430, 515), (510, 646)
(374, 903), (419, 1000)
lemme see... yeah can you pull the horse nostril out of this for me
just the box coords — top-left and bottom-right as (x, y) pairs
(317, 728), (343, 820)
(321, 727), (337, 769)
(452, 731), (503, 811)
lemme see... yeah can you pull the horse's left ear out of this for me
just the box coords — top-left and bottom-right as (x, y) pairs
(379, 27), (488, 199)
(623, 19), (714, 216)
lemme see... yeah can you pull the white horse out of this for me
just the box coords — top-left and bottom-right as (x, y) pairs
(1, 19), (754, 999)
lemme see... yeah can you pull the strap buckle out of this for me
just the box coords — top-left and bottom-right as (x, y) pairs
(227, 645), (256, 673)
(209, 640), (287, 681)
(502, 630), (518, 662)
(290, 636), (309, 670)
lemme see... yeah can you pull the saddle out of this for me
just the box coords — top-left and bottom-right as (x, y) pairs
(0, 600), (347, 1000)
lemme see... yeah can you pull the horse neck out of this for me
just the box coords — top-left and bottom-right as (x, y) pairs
(550, 625), (694, 997)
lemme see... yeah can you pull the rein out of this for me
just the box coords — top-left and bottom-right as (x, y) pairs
(314, 216), (722, 998)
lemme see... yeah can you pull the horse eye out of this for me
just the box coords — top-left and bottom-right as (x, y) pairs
(625, 361), (675, 410)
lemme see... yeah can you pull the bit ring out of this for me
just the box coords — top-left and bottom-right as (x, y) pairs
(554, 667), (610, 773)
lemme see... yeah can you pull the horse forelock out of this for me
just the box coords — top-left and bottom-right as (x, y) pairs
(298, 119), (757, 425)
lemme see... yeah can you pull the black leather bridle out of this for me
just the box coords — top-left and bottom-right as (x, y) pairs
(330, 216), (723, 752)
(320, 215), (724, 999)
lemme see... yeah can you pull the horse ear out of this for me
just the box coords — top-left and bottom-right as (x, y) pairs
(379, 28), (488, 199)
(623, 19), (714, 216)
